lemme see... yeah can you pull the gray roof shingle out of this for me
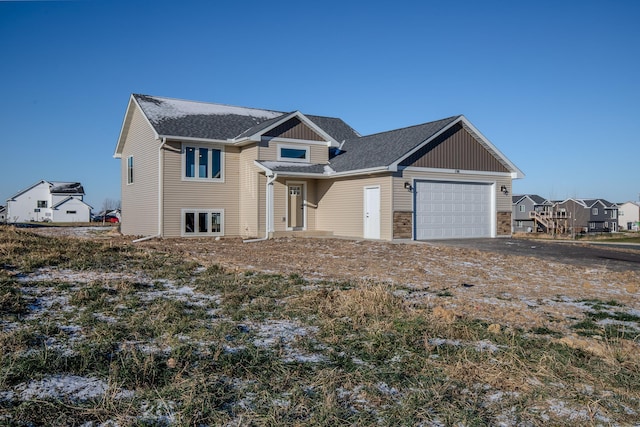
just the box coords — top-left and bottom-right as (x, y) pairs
(133, 94), (359, 142)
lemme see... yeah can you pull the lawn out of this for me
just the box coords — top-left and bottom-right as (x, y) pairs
(1, 226), (639, 426)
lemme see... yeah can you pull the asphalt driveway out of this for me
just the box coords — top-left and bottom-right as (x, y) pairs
(432, 237), (640, 272)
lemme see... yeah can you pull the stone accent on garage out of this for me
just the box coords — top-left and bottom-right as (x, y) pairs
(393, 211), (413, 239)
(497, 211), (511, 236)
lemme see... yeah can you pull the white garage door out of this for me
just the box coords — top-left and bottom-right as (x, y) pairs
(415, 181), (492, 240)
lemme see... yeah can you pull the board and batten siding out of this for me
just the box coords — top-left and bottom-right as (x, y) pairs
(162, 143), (241, 237)
(120, 105), (159, 237)
(316, 175), (393, 240)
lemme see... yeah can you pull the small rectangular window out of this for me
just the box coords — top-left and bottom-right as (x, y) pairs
(278, 144), (309, 162)
(127, 156), (134, 184)
(37, 200), (47, 208)
(211, 212), (221, 233)
(518, 205), (525, 212)
(592, 207), (598, 215)
(66, 210), (77, 214)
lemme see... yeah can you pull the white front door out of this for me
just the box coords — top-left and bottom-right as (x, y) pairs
(364, 186), (380, 239)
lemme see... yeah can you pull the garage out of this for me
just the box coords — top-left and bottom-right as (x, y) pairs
(414, 180), (493, 240)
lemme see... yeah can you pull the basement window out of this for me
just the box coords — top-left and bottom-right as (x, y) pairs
(182, 209), (224, 236)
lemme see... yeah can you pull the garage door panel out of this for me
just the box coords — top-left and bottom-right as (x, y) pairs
(415, 181), (492, 240)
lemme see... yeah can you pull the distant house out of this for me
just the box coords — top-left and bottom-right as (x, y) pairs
(512, 194), (552, 233)
(617, 201), (640, 231)
(6, 180), (92, 223)
(542, 198), (618, 234)
(0, 205), (6, 223)
(114, 94), (524, 241)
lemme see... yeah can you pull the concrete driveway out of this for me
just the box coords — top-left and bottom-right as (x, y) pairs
(431, 237), (640, 272)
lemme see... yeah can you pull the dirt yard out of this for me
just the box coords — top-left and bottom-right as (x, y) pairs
(30, 227), (640, 337)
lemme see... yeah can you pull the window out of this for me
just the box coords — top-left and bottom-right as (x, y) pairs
(182, 209), (223, 236)
(610, 210), (617, 219)
(127, 156), (134, 184)
(518, 205), (525, 212)
(589, 222), (596, 230)
(37, 200), (47, 208)
(516, 220), (523, 227)
(66, 210), (77, 214)
(184, 145), (223, 180)
(592, 207), (598, 215)
(277, 144), (309, 162)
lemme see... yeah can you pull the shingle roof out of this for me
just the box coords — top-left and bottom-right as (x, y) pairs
(50, 182), (84, 195)
(133, 94), (359, 142)
(329, 116), (460, 172)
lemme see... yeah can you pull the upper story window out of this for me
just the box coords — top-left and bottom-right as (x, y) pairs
(277, 144), (309, 163)
(37, 200), (47, 208)
(127, 156), (134, 184)
(183, 144), (223, 181)
(592, 207), (599, 215)
(518, 205), (526, 212)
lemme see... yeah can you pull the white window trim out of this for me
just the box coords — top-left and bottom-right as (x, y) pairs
(277, 143), (310, 163)
(181, 143), (225, 182)
(181, 209), (224, 237)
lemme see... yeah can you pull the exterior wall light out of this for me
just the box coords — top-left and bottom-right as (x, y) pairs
(404, 182), (413, 192)
(500, 185), (508, 195)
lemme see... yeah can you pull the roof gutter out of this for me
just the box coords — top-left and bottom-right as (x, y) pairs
(244, 172), (277, 243)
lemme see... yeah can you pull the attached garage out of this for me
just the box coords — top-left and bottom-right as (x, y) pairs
(414, 180), (493, 240)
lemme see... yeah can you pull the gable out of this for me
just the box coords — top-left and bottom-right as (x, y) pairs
(263, 117), (326, 141)
(400, 123), (509, 173)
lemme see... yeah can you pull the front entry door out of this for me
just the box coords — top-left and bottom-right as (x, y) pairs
(288, 184), (305, 229)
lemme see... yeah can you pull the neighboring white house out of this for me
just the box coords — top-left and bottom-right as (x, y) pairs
(6, 180), (92, 223)
(618, 201), (640, 231)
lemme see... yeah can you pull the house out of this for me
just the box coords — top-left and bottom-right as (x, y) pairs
(114, 94), (524, 240)
(617, 201), (640, 231)
(536, 198), (618, 235)
(512, 194), (553, 233)
(0, 205), (6, 223)
(6, 180), (92, 223)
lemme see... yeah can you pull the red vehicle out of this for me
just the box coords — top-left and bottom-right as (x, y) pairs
(93, 215), (119, 223)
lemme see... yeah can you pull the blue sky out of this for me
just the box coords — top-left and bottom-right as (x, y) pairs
(1, 0), (639, 210)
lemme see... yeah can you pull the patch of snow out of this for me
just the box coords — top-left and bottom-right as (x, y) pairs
(4, 375), (133, 402)
(138, 96), (283, 122)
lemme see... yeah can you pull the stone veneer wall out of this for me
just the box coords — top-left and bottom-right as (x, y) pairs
(393, 211), (413, 239)
(497, 211), (511, 236)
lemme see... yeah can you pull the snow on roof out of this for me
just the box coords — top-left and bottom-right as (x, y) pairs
(135, 95), (284, 122)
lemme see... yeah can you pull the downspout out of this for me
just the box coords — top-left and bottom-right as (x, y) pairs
(133, 137), (166, 243)
(244, 172), (277, 243)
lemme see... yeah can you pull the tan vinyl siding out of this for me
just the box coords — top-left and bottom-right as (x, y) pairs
(120, 105), (159, 236)
(239, 144), (261, 238)
(258, 139), (328, 164)
(264, 117), (325, 141)
(316, 175), (393, 240)
(401, 123), (510, 173)
(162, 143), (241, 237)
